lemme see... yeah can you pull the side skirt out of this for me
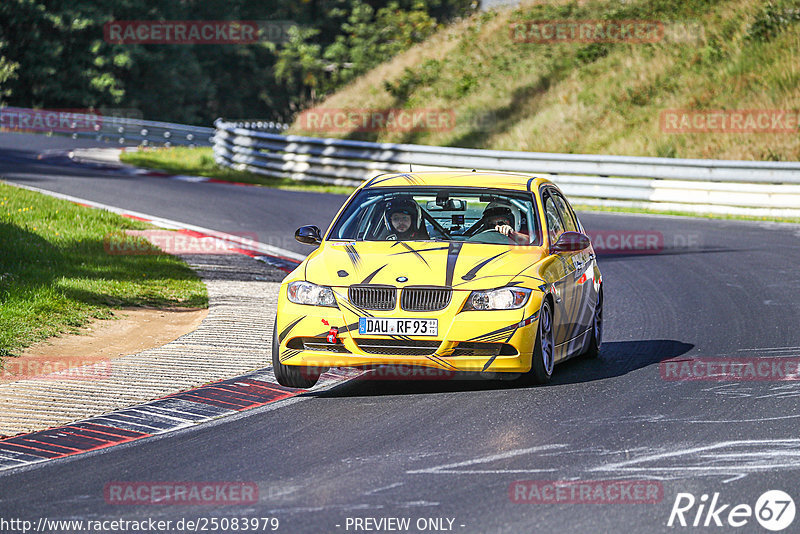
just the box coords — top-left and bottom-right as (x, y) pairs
(554, 328), (592, 363)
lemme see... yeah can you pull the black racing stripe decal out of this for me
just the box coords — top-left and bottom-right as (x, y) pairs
(482, 355), (499, 372)
(452, 275), (502, 289)
(480, 311), (540, 369)
(437, 346), (456, 357)
(392, 173), (420, 185)
(474, 333), (514, 343)
(483, 324), (528, 371)
(454, 274), (545, 289)
(337, 297), (374, 319)
(444, 242), (464, 287)
(427, 354), (458, 370)
(390, 242), (446, 267)
(364, 174), (395, 187)
(504, 326), (520, 343)
(391, 245), (449, 256)
(361, 264), (387, 284)
(461, 251), (509, 281)
(279, 315), (306, 343)
(431, 353), (458, 369)
(468, 323), (518, 342)
(519, 275), (546, 282)
(279, 349), (302, 363)
(373, 175), (399, 186)
(344, 244), (362, 270)
(342, 321), (360, 334)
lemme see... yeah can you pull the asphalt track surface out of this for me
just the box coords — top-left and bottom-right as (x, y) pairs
(2, 132), (800, 533)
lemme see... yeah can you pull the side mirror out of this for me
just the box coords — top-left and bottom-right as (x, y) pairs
(551, 231), (590, 253)
(295, 225), (321, 245)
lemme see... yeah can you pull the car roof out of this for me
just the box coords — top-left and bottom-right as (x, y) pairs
(362, 171), (554, 192)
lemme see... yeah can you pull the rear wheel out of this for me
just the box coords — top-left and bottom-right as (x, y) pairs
(518, 299), (555, 385)
(272, 321), (321, 388)
(581, 289), (603, 359)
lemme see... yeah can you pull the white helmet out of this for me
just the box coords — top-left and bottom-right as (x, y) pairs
(484, 201), (521, 231)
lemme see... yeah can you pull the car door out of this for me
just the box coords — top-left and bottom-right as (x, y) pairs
(540, 188), (576, 358)
(550, 189), (594, 341)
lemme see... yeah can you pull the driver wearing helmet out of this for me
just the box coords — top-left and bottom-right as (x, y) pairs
(384, 197), (428, 240)
(481, 203), (529, 244)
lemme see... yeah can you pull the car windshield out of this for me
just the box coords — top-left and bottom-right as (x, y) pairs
(328, 187), (541, 245)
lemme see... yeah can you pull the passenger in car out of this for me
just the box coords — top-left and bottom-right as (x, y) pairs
(481, 203), (529, 244)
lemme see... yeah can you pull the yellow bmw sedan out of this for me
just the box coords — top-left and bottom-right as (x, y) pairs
(272, 172), (602, 387)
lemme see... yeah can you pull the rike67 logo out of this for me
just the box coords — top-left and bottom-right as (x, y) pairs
(668, 490), (795, 531)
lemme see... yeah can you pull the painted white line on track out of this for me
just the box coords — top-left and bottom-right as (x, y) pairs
(406, 444), (567, 474)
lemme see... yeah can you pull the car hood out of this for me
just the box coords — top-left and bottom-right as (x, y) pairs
(304, 240), (547, 290)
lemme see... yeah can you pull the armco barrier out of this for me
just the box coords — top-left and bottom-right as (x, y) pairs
(0, 107), (286, 148)
(213, 119), (800, 217)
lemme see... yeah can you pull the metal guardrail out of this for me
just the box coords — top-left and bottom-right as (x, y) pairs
(83, 115), (217, 147)
(212, 119), (800, 217)
(0, 106), (217, 147)
(1, 107), (287, 147)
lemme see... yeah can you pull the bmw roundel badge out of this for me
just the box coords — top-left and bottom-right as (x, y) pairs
(396, 276), (408, 283)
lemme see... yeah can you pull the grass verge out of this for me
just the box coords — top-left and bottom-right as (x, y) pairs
(299, 0), (800, 161)
(120, 147), (357, 196)
(0, 182), (208, 360)
(573, 203), (800, 224)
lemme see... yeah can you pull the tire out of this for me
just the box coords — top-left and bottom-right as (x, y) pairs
(518, 298), (555, 385)
(581, 288), (603, 359)
(272, 321), (321, 388)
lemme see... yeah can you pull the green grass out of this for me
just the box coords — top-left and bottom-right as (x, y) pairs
(120, 147), (356, 196)
(0, 182), (208, 360)
(573, 203), (800, 224)
(301, 0), (800, 161)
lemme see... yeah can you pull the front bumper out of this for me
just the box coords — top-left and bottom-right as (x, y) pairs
(275, 291), (541, 374)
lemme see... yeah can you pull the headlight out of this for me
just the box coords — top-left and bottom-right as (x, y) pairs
(287, 281), (337, 307)
(464, 287), (531, 311)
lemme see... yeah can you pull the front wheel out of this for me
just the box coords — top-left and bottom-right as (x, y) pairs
(272, 321), (321, 388)
(518, 299), (555, 385)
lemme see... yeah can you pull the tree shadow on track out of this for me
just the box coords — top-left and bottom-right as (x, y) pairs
(309, 339), (693, 398)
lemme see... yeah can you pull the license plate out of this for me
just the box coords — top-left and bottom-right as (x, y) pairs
(359, 318), (438, 336)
